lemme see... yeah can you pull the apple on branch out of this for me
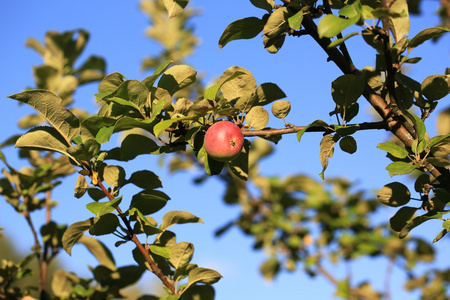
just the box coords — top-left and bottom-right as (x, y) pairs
(204, 120), (244, 162)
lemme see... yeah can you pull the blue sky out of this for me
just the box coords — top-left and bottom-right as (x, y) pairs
(1, 1), (449, 299)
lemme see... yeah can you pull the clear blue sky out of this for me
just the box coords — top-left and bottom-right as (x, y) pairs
(0, 1), (449, 299)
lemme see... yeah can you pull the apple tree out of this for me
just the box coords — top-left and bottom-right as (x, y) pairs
(1, 0), (450, 299)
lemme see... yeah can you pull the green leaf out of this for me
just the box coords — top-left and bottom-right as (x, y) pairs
(259, 258), (280, 281)
(335, 279), (351, 299)
(112, 265), (146, 289)
(402, 110), (426, 141)
(97, 72), (125, 97)
(158, 65), (197, 95)
(256, 82), (286, 106)
(377, 142), (409, 159)
(149, 245), (172, 259)
(180, 283), (215, 299)
(263, 34), (286, 53)
(153, 116), (198, 138)
(141, 60), (173, 90)
(421, 75), (450, 101)
(408, 27), (449, 48)
(198, 145), (225, 176)
(164, 0), (189, 18)
(80, 116), (117, 144)
(390, 206), (418, 231)
(106, 79), (149, 111)
(386, 161), (419, 177)
(245, 106), (269, 130)
(130, 190), (170, 215)
(89, 213), (120, 236)
(86, 196), (122, 217)
(219, 66), (257, 110)
(160, 295), (180, 300)
(377, 182), (411, 207)
(18, 114), (45, 129)
(103, 165), (126, 187)
(62, 219), (94, 255)
(227, 139), (250, 181)
(333, 124), (360, 136)
(113, 134), (160, 161)
(263, 7), (291, 38)
(204, 83), (221, 101)
(66, 139), (101, 161)
(219, 17), (265, 49)
(8, 90), (80, 144)
(433, 229), (448, 243)
(339, 136), (357, 154)
(318, 14), (358, 38)
(328, 31), (359, 48)
(77, 235), (116, 271)
(51, 270), (77, 298)
(174, 264), (198, 283)
(160, 211), (203, 231)
(250, 0), (273, 13)
(428, 133), (450, 148)
(131, 208), (162, 236)
(297, 120), (329, 142)
(288, 10), (303, 30)
(87, 188), (107, 201)
(271, 100), (291, 119)
(169, 242), (194, 269)
(74, 175), (89, 198)
(15, 126), (78, 163)
(319, 134), (339, 179)
(187, 268), (222, 290)
(426, 157), (450, 167)
(127, 170), (162, 190)
(331, 74), (365, 110)
(399, 212), (442, 239)
(339, 1), (362, 19)
(389, 0), (409, 42)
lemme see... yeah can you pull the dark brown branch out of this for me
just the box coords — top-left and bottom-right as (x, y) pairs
(301, 15), (355, 74)
(300, 9), (450, 191)
(242, 121), (387, 137)
(321, 0), (356, 71)
(95, 179), (177, 295)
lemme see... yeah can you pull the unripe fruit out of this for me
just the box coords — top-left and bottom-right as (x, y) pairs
(204, 121), (244, 162)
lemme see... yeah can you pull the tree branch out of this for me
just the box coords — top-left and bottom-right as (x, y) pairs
(301, 10), (450, 191)
(317, 264), (380, 300)
(95, 179), (177, 295)
(242, 121), (387, 137)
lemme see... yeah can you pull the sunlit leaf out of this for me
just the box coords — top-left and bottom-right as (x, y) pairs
(319, 134), (339, 179)
(164, 0), (189, 18)
(408, 27), (449, 48)
(377, 182), (411, 207)
(160, 211), (204, 231)
(8, 90), (80, 144)
(377, 142), (409, 159)
(169, 242), (194, 269)
(263, 7), (291, 38)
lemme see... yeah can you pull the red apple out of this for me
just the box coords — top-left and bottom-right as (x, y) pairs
(204, 121), (244, 162)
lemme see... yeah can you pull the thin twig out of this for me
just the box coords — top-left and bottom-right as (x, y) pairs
(23, 195), (46, 296)
(317, 265), (380, 300)
(384, 258), (395, 300)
